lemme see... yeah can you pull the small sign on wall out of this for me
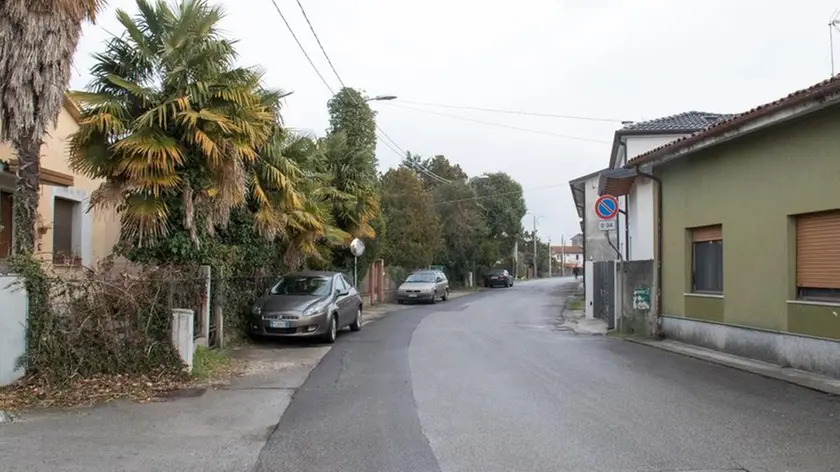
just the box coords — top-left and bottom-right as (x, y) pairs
(598, 220), (616, 232)
(633, 287), (651, 311)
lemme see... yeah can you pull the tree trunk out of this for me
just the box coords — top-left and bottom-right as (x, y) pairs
(13, 136), (41, 255)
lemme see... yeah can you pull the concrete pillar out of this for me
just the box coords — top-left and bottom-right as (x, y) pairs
(196, 265), (211, 347)
(171, 309), (195, 373)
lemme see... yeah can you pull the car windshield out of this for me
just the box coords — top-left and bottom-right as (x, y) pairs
(270, 275), (332, 296)
(405, 272), (437, 283)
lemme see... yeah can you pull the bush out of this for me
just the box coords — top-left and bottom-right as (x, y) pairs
(15, 257), (205, 384)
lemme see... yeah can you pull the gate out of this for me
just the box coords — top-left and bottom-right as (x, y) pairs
(592, 261), (615, 329)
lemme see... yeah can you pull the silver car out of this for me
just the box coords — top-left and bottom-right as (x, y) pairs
(249, 271), (363, 343)
(397, 270), (450, 304)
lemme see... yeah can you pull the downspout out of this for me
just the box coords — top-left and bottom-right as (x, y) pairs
(620, 141), (630, 261)
(634, 167), (663, 338)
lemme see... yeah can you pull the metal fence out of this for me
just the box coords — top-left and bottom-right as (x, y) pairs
(592, 260), (615, 329)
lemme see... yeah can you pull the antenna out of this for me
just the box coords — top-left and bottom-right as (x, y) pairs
(829, 10), (840, 76)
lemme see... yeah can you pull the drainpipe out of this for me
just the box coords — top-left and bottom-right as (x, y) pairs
(633, 167), (663, 338)
(620, 141), (630, 261)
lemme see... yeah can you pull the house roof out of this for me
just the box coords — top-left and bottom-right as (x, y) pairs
(621, 111), (732, 133)
(627, 75), (840, 168)
(608, 111), (732, 168)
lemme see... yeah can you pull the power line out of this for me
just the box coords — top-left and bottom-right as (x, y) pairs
(268, 0), (335, 94)
(288, 0), (450, 184)
(381, 102), (612, 144)
(433, 183), (565, 207)
(394, 99), (626, 123)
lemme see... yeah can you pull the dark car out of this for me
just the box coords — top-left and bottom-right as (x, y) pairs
(484, 268), (513, 288)
(249, 271), (363, 343)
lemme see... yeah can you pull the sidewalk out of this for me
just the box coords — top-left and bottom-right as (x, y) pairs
(627, 337), (840, 396)
(0, 289), (481, 472)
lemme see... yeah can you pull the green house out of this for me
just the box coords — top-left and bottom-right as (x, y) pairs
(625, 75), (840, 378)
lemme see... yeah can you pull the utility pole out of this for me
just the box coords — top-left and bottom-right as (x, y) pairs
(548, 237), (552, 277)
(561, 234), (565, 277)
(532, 215), (538, 279)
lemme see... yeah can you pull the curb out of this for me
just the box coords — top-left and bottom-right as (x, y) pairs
(626, 337), (840, 396)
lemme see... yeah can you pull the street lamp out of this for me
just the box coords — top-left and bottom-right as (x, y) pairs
(365, 95), (398, 102)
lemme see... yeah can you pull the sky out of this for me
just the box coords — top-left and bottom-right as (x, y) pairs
(71, 0), (840, 246)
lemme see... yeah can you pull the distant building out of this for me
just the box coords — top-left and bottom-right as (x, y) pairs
(551, 245), (583, 269)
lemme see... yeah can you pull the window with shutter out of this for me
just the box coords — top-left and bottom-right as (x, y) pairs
(691, 225), (723, 293)
(796, 210), (840, 301)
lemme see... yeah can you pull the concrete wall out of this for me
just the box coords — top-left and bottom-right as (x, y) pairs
(0, 101), (121, 265)
(658, 105), (840, 347)
(617, 260), (654, 335)
(662, 316), (840, 379)
(0, 275), (27, 386)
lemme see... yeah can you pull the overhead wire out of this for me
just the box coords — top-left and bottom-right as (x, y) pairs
(393, 99), (626, 123)
(287, 0), (451, 184)
(267, 0), (335, 94)
(380, 102), (612, 144)
(433, 183), (566, 207)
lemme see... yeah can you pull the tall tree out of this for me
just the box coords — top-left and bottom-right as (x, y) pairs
(402, 153), (467, 189)
(434, 180), (487, 283)
(69, 0), (306, 249)
(0, 0), (105, 254)
(327, 87), (377, 162)
(325, 88), (381, 274)
(471, 172), (527, 265)
(379, 168), (440, 270)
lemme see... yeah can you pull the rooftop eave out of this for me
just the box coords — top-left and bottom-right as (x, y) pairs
(629, 87), (840, 169)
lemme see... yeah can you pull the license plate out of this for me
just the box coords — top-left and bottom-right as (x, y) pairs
(269, 320), (291, 328)
(409, 294), (417, 298)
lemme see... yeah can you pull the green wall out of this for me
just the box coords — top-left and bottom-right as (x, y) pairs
(658, 106), (840, 339)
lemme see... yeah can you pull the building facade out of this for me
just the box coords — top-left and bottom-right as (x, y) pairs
(626, 76), (840, 378)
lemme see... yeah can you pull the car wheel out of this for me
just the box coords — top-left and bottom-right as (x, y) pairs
(350, 307), (362, 332)
(430, 292), (438, 304)
(324, 314), (338, 344)
(442, 289), (449, 301)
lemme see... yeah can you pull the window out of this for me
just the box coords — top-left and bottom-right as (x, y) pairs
(691, 225), (723, 293)
(53, 197), (79, 265)
(796, 210), (840, 302)
(340, 274), (354, 289)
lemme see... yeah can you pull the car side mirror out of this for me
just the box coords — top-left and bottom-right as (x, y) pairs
(336, 288), (348, 297)
(436, 277), (443, 283)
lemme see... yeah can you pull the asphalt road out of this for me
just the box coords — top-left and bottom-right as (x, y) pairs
(254, 278), (840, 472)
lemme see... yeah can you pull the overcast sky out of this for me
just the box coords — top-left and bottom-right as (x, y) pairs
(71, 0), (840, 245)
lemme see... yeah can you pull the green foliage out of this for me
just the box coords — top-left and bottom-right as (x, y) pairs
(472, 172), (527, 266)
(12, 257), (188, 384)
(324, 88), (382, 277)
(327, 87), (377, 161)
(379, 167), (440, 270)
(433, 180), (487, 283)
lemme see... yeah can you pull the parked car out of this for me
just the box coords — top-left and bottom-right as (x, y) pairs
(484, 268), (513, 288)
(397, 270), (450, 304)
(249, 271), (363, 343)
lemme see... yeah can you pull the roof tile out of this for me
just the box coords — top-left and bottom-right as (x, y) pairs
(622, 111), (733, 132)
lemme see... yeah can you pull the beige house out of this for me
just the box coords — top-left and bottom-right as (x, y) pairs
(0, 96), (120, 266)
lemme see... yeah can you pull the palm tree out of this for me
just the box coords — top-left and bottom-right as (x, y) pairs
(69, 0), (297, 247)
(314, 132), (380, 241)
(0, 0), (105, 254)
